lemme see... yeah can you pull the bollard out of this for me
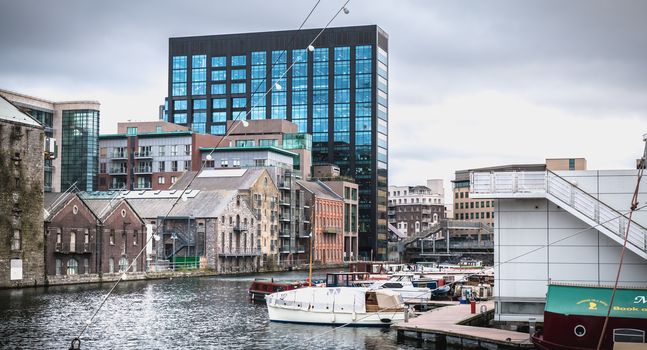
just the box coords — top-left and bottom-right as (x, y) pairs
(529, 317), (536, 339)
(405, 307), (410, 323)
(470, 300), (476, 314)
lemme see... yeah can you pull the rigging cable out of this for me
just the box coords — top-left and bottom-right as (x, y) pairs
(596, 136), (647, 350)
(72, 0), (356, 345)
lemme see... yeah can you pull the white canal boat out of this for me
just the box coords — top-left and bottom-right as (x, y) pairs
(266, 287), (411, 326)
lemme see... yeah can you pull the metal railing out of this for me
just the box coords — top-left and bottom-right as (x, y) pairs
(220, 248), (261, 257)
(470, 170), (647, 256)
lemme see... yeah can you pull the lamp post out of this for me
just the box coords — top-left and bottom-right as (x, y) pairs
(171, 232), (178, 271)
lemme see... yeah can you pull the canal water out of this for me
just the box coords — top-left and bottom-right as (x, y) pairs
(0, 271), (438, 349)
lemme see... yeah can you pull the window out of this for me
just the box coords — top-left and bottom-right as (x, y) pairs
(11, 229), (20, 251)
(159, 161), (165, 171)
(211, 84), (226, 95)
(133, 230), (138, 246)
(231, 83), (246, 94)
(569, 158), (575, 170)
(231, 69), (246, 80)
(171, 176), (177, 184)
(67, 259), (78, 275)
(83, 258), (89, 275)
(193, 99), (207, 109)
(56, 259), (62, 276)
(211, 70), (226, 81)
(171, 161), (178, 171)
(231, 55), (246, 66)
(109, 229), (115, 245)
(211, 56), (226, 67)
(212, 98), (226, 109)
(192, 54), (206, 68)
(158, 176), (165, 184)
(174, 113), (187, 124)
(232, 97), (247, 108)
(210, 125), (225, 135)
(184, 160), (191, 170)
(119, 257), (128, 272)
(127, 127), (137, 136)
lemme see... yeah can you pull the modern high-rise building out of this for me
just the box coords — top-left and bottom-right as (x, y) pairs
(165, 25), (389, 259)
(0, 89), (100, 192)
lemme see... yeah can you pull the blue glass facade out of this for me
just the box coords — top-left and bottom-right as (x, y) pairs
(167, 26), (389, 259)
(61, 109), (100, 191)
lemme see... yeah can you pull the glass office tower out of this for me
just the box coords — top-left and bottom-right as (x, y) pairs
(61, 109), (100, 191)
(166, 25), (389, 259)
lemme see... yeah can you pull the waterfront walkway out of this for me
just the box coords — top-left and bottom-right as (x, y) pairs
(392, 301), (535, 349)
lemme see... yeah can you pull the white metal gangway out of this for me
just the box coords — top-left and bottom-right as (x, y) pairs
(470, 170), (647, 260)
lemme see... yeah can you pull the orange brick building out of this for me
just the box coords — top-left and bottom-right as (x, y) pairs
(297, 180), (344, 265)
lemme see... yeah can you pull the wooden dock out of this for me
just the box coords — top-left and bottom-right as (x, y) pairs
(392, 301), (535, 349)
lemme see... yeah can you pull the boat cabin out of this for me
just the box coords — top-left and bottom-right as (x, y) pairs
(532, 284), (647, 350)
(325, 272), (370, 287)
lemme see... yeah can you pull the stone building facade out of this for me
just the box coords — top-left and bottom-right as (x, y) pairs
(388, 184), (445, 236)
(0, 95), (45, 288)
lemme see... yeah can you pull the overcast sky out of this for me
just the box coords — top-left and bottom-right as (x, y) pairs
(1, 0), (646, 200)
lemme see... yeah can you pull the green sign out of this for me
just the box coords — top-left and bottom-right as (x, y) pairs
(545, 284), (647, 319)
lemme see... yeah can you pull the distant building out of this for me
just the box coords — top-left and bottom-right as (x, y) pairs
(319, 177), (359, 261)
(125, 189), (259, 273)
(44, 193), (145, 279)
(470, 163), (645, 324)
(166, 25), (390, 260)
(0, 88), (100, 192)
(452, 159), (586, 226)
(0, 95), (45, 288)
(171, 168), (278, 269)
(388, 182), (445, 236)
(297, 180), (344, 265)
(98, 121), (219, 191)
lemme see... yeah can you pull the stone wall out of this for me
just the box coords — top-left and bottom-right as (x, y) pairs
(0, 120), (45, 288)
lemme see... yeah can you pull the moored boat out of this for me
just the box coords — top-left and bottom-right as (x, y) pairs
(248, 278), (309, 302)
(532, 283), (647, 350)
(266, 287), (412, 326)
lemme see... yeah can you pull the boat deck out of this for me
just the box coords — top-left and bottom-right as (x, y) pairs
(392, 301), (535, 349)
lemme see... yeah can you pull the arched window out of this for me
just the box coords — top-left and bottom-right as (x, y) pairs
(67, 258), (78, 275)
(70, 231), (76, 252)
(55, 258), (62, 275)
(109, 258), (115, 273)
(84, 229), (89, 252)
(119, 257), (128, 272)
(83, 258), (89, 274)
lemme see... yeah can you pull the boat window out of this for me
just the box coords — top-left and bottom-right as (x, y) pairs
(383, 283), (403, 289)
(613, 329), (645, 343)
(574, 325), (586, 337)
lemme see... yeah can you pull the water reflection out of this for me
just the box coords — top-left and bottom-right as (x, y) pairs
(0, 271), (438, 349)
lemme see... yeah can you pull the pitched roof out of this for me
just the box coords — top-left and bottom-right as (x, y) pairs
(296, 180), (342, 201)
(0, 94), (42, 128)
(171, 168), (267, 191)
(126, 190), (238, 219)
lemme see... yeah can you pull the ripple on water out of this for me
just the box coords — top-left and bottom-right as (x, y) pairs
(0, 272), (436, 349)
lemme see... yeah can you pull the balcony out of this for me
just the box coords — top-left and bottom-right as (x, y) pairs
(54, 242), (93, 254)
(233, 224), (248, 232)
(297, 245), (306, 253)
(134, 167), (153, 174)
(134, 151), (153, 159)
(387, 210), (396, 215)
(133, 185), (152, 190)
(279, 200), (290, 206)
(277, 182), (290, 190)
(323, 227), (340, 234)
(279, 245), (291, 254)
(278, 230), (291, 238)
(111, 152), (127, 160)
(109, 184), (127, 190)
(109, 168), (128, 175)
(421, 209), (432, 215)
(220, 248), (261, 257)
(279, 215), (291, 222)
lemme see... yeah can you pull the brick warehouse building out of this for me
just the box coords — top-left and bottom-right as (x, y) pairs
(164, 25), (389, 260)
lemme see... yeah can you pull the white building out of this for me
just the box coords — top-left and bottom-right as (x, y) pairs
(471, 169), (647, 323)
